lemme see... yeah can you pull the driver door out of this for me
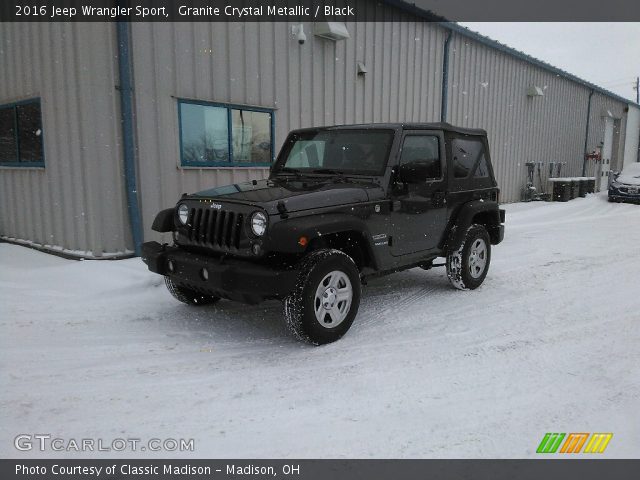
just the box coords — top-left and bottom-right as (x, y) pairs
(389, 131), (447, 257)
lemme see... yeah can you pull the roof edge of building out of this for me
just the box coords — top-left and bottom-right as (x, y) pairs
(444, 22), (638, 107)
(382, 0), (638, 107)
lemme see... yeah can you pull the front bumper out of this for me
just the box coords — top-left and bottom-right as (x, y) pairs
(609, 186), (640, 203)
(141, 241), (298, 304)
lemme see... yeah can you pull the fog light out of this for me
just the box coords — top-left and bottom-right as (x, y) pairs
(252, 244), (261, 255)
(167, 259), (175, 273)
(200, 267), (209, 281)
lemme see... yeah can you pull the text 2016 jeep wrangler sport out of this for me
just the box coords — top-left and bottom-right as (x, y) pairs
(142, 123), (505, 344)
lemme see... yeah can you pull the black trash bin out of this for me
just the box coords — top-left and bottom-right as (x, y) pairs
(578, 177), (588, 197)
(551, 178), (572, 202)
(570, 179), (580, 199)
(585, 177), (596, 194)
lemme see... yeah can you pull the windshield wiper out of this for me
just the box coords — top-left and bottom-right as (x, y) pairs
(276, 167), (305, 179)
(309, 169), (343, 175)
(308, 169), (355, 183)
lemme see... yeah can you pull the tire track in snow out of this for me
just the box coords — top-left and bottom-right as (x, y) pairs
(358, 278), (443, 328)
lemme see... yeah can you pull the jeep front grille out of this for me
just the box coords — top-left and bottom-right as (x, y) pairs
(186, 207), (244, 250)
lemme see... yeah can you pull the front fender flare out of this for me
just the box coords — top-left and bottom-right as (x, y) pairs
(267, 213), (378, 266)
(151, 208), (175, 232)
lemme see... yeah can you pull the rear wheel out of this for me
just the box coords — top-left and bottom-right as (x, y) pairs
(164, 277), (220, 306)
(284, 249), (361, 345)
(446, 224), (491, 290)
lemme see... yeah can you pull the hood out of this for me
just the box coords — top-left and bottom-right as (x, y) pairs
(616, 164), (640, 186)
(190, 178), (385, 214)
(616, 174), (640, 186)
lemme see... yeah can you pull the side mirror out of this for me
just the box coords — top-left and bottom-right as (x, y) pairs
(399, 160), (439, 184)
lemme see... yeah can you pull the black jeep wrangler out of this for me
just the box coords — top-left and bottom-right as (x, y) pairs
(142, 123), (505, 344)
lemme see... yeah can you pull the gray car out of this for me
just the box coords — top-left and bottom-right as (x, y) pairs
(609, 163), (640, 203)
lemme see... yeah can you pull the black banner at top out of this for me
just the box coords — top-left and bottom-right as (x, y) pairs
(1, 0), (640, 22)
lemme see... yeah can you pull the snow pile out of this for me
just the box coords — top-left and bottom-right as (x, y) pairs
(1, 192), (639, 458)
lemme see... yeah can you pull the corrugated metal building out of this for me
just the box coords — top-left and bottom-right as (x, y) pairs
(1, 6), (639, 258)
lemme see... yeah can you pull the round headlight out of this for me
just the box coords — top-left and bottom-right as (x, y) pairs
(251, 211), (268, 236)
(178, 204), (189, 225)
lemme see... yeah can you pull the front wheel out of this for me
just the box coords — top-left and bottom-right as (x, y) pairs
(164, 277), (220, 306)
(284, 249), (361, 345)
(446, 224), (491, 290)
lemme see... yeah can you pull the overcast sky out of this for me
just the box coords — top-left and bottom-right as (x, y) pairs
(459, 23), (640, 102)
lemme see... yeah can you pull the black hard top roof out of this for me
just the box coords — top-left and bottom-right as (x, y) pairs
(291, 122), (487, 136)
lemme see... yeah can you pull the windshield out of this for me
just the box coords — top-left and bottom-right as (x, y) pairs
(274, 129), (395, 176)
(621, 163), (640, 177)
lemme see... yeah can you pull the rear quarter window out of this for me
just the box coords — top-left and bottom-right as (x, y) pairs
(452, 137), (486, 178)
(448, 135), (494, 191)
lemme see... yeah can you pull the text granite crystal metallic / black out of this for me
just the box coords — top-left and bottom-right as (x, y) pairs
(142, 123), (506, 345)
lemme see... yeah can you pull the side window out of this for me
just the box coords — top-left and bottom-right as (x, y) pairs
(231, 109), (272, 164)
(474, 156), (489, 178)
(0, 99), (44, 167)
(179, 100), (274, 167)
(180, 103), (229, 164)
(399, 135), (441, 179)
(452, 137), (486, 178)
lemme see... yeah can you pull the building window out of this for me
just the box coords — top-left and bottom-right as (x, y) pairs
(178, 99), (274, 167)
(0, 99), (44, 167)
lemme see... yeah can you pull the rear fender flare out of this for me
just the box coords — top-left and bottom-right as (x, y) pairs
(445, 201), (501, 251)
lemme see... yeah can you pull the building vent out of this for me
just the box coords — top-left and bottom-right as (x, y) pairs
(314, 22), (350, 41)
(527, 85), (544, 97)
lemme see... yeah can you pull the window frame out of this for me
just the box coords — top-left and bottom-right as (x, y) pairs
(398, 132), (446, 183)
(450, 136), (486, 179)
(0, 98), (45, 168)
(446, 133), (496, 192)
(177, 98), (275, 168)
(274, 128), (396, 177)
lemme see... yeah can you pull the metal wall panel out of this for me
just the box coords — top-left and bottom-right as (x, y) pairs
(131, 7), (446, 242)
(0, 22), (131, 257)
(622, 105), (640, 169)
(585, 92), (627, 162)
(2, 9), (635, 256)
(446, 35), (627, 203)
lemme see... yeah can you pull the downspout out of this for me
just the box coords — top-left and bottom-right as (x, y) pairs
(440, 29), (453, 123)
(582, 89), (595, 176)
(116, 21), (143, 256)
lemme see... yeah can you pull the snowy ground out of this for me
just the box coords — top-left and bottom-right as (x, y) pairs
(1, 192), (639, 459)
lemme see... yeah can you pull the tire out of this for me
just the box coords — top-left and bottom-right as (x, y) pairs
(446, 224), (491, 291)
(284, 249), (361, 345)
(164, 276), (220, 306)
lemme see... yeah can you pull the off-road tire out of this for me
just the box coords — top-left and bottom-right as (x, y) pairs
(164, 276), (220, 306)
(446, 224), (491, 291)
(284, 249), (361, 345)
